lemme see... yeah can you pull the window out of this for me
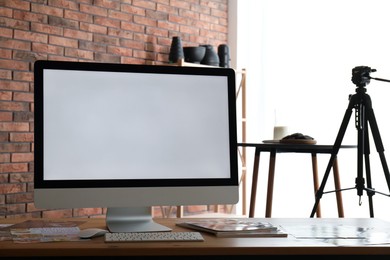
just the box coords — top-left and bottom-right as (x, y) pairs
(232, 0), (390, 219)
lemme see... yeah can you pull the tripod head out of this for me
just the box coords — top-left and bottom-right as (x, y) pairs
(352, 66), (390, 88)
(351, 66), (376, 88)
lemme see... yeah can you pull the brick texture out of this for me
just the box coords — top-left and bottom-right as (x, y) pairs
(0, 0), (228, 219)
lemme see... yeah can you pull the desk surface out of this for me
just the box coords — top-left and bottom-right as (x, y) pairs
(1, 217), (390, 257)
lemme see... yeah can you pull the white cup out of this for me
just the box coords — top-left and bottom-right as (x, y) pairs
(273, 126), (289, 140)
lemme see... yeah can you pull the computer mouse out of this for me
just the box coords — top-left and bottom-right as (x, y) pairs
(78, 228), (109, 239)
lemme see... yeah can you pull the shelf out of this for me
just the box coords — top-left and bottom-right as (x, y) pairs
(169, 59), (217, 68)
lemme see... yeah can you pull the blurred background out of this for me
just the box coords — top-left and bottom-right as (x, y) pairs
(232, 0), (390, 221)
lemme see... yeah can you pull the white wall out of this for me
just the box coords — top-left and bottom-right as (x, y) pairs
(230, 0), (390, 221)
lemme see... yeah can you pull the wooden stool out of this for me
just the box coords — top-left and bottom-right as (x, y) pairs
(238, 143), (356, 218)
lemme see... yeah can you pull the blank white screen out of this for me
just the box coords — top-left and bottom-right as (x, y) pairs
(43, 70), (231, 180)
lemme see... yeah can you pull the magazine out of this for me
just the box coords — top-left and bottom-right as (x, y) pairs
(176, 219), (288, 238)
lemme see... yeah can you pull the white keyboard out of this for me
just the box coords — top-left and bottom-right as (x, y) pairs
(104, 231), (204, 242)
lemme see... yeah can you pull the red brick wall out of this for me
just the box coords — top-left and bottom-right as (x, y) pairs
(0, 0), (228, 218)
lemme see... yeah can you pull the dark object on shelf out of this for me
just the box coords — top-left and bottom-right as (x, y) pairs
(169, 36), (184, 63)
(183, 46), (206, 64)
(218, 44), (230, 68)
(200, 44), (219, 66)
(282, 133), (314, 140)
(280, 133), (316, 144)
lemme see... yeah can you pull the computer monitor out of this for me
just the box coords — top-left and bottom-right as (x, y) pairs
(34, 60), (239, 232)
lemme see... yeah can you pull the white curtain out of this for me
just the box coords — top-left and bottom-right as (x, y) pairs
(232, 0), (390, 220)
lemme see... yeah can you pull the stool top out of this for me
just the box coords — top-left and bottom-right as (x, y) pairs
(237, 143), (356, 154)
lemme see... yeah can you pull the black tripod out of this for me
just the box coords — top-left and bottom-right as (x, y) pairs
(310, 66), (390, 218)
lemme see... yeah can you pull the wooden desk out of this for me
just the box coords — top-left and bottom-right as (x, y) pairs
(238, 143), (356, 218)
(1, 217), (390, 257)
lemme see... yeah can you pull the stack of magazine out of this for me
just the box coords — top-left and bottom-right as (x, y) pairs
(176, 218), (288, 238)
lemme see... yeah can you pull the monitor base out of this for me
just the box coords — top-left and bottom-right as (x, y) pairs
(106, 207), (172, 233)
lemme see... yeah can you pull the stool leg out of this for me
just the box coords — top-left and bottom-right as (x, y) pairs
(332, 157), (345, 217)
(265, 151), (276, 218)
(249, 148), (261, 218)
(311, 153), (322, 217)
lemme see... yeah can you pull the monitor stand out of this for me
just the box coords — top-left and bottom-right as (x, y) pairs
(106, 207), (172, 232)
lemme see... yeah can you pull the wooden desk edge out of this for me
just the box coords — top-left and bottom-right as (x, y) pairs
(1, 218), (390, 257)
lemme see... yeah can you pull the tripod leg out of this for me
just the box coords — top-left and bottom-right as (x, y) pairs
(310, 106), (353, 217)
(363, 123), (375, 217)
(355, 97), (375, 217)
(355, 103), (365, 198)
(366, 106), (390, 192)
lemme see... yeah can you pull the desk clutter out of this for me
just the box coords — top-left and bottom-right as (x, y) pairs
(2, 218), (390, 248)
(0, 220), (84, 243)
(176, 218), (287, 237)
